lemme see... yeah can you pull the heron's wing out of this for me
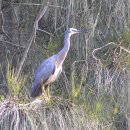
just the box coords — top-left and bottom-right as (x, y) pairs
(31, 83), (42, 97)
(31, 58), (56, 97)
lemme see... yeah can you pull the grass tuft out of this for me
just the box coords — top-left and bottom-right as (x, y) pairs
(6, 64), (26, 97)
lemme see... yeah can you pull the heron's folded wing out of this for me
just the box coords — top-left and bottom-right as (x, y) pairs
(31, 60), (55, 97)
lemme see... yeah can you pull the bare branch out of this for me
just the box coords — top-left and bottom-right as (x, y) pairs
(0, 0), (2, 11)
(0, 40), (25, 48)
(37, 28), (54, 37)
(1, 11), (12, 41)
(92, 42), (130, 62)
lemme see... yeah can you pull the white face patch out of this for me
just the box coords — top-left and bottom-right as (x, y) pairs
(65, 28), (80, 35)
(69, 28), (78, 32)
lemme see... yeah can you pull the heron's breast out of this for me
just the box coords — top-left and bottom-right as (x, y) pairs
(45, 65), (62, 85)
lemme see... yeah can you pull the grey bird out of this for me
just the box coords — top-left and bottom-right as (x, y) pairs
(31, 28), (85, 98)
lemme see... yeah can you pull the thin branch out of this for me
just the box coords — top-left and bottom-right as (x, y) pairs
(92, 42), (130, 62)
(1, 11), (12, 41)
(6, 2), (66, 9)
(16, 2), (50, 79)
(0, 40), (25, 48)
(37, 28), (54, 37)
(0, 0), (2, 23)
(92, 0), (101, 36)
(0, 0), (2, 11)
(0, 0), (2, 32)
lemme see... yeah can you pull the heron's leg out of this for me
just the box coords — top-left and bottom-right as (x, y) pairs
(41, 85), (46, 99)
(45, 85), (50, 99)
(41, 84), (51, 103)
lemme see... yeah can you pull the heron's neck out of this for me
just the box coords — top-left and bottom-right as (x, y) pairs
(57, 33), (71, 65)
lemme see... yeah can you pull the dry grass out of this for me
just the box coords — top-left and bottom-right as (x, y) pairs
(0, 98), (117, 130)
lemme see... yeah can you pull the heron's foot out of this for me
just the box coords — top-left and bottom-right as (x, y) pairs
(41, 86), (52, 103)
(41, 93), (52, 105)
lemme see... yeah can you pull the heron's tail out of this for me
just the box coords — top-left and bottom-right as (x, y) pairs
(31, 83), (42, 98)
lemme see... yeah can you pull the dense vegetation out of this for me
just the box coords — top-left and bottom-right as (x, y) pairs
(0, 0), (130, 130)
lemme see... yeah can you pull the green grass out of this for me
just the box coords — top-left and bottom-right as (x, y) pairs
(6, 64), (27, 97)
(122, 29), (130, 47)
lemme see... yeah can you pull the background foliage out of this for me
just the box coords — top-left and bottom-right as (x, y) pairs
(0, 0), (130, 130)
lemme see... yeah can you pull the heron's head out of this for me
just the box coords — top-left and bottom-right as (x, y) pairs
(65, 28), (86, 36)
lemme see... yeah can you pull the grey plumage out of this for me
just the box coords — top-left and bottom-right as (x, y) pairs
(31, 28), (84, 98)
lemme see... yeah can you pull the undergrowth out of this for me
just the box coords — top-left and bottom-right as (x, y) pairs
(0, 59), (128, 130)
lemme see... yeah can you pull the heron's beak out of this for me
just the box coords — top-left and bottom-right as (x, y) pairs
(77, 29), (87, 33)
